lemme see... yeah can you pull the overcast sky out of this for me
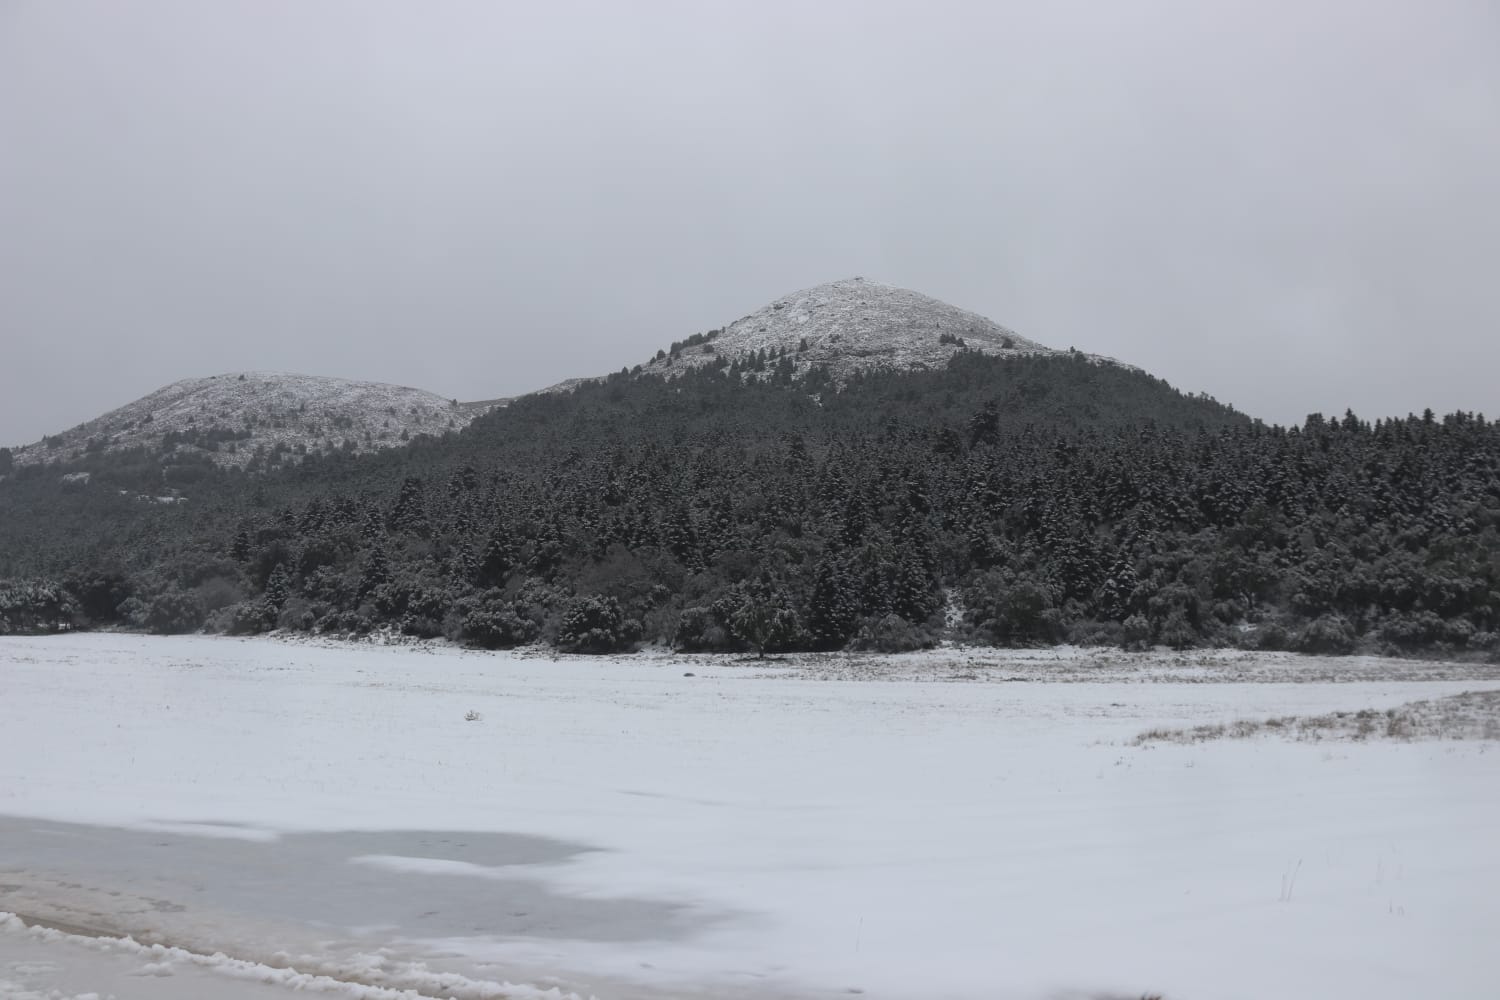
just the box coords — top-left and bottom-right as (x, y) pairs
(2, 0), (1497, 444)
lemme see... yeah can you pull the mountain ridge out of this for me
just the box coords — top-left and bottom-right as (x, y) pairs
(4, 278), (1128, 470)
(3, 332), (1494, 661)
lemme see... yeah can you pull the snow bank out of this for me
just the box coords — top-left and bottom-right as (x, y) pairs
(0, 912), (583, 1000)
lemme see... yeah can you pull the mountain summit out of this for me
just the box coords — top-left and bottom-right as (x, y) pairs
(7, 372), (489, 471)
(637, 277), (1110, 381)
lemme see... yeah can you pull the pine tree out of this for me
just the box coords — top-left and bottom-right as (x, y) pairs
(1095, 552), (1139, 620)
(388, 476), (430, 536)
(229, 527), (252, 562)
(660, 505), (700, 568)
(359, 546), (390, 600)
(729, 585), (801, 657)
(478, 528), (518, 587)
(265, 562), (290, 610)
(969, 402), (1000, 447)
(807, 557), (860, 650)
(889, 549), (938, 623)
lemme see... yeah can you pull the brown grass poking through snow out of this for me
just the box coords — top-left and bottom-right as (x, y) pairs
(1133, 690), (1500, 745)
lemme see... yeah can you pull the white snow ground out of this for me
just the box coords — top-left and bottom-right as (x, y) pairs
(1, 634), (1498, 1000)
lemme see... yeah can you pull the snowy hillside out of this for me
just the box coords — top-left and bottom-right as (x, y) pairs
(7, 372), (492, 470)
(636, 277), (1126, 382)
(4, 280), (1132, 472)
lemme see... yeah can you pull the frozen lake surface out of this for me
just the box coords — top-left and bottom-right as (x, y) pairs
(2, 634), (1498, 1000)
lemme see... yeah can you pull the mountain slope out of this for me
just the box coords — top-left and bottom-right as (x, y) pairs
(3, 344), (1495, 659)
(637, 277), (1124, 381)
(6, 372), (490, 471)
(5, 278), (1115, 471)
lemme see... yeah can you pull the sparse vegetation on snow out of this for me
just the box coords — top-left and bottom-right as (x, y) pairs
(1134, 688), (1500, 744)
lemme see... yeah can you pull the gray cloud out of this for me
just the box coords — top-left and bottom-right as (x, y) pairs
(3, 0), (1497, 443)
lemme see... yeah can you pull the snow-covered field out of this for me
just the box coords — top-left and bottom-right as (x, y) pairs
(2, 635), (1498, 1000)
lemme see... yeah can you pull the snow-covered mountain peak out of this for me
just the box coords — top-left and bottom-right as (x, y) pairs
(7, 371), (490, 471)
(638, 277), (1095, 381)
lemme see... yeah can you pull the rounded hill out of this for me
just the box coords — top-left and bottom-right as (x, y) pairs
(7, 372), (486, 471)
(638, 277), (1118, 381)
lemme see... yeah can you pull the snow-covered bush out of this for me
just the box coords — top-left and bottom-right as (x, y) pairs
(1067, 618), (1123, 648)
(1254, 622), (1292, 651)
(673, 606), (739, 652)
(557, 594), (641, 654)
(728, 590), (804, 656)
(0, 580), (80, 634)
(317, 609), (374, 636)
(225, 600), (275, 635)
(399, 613), (445, 639)
(1121, 613), (1152, 651)
(1157, 609), (1198, 650)
(966, 571), (1064, 646)
(850, 613), (932, 653)
(461, 590), (541, 649)
(1296, 613), (1357, 655)
(140, 590), (206, 635)
(276, 597), (319, 632)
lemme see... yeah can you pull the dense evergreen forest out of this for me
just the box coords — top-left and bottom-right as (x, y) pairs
(2, 351), (1498, 658)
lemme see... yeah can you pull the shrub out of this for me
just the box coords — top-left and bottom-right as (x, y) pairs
(1442, 617), (1475, 647)
(65, 572), (131, 624)
(462, 596), (540, 649)
(1296, 613), (1357, 655)
(1068, 618), (1123, 648)
(227, 600), (275, 635)
(1379, 612), (1444, 649)
(850, 614), (931, 653)
(1255, 622), (1292, 651)
(729, 590), (804, 656)
(977, 576), (1062, 645)
(142, 591), (206, 635)
(1157, 609), (1198, 650)
(400, 614), (444, 639)
(1121, 613), (1152, 651)
(673, 606), (740, 652)
(0, 580), (80, 634)
(277, 597), (319, 632)
(196, 576), (244, 615)
(557, 594), (641, 654)
(318, 609), (373, 636)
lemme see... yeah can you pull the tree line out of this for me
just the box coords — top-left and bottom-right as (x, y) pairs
(2, 351), (1496, 659)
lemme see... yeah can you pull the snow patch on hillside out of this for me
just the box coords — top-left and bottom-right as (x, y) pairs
(8, 372), (497, 470)
(639, 277), (1127, 382)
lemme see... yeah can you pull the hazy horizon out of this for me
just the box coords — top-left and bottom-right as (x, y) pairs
(4, 0), (1498, 445)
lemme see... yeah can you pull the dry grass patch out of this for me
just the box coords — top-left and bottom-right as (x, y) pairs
(1134, 689), (1500, 745)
